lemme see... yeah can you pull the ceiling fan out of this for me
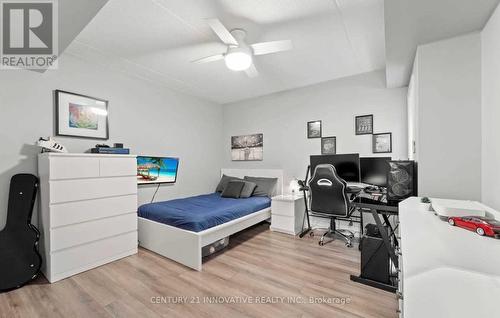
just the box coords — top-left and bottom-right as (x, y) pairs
(191, 18), (293, 77)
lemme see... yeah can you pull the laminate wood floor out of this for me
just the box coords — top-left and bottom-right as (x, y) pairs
(0, 223), (397, 318)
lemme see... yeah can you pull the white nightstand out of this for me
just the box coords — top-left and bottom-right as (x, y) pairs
(270, 195), (306, 235)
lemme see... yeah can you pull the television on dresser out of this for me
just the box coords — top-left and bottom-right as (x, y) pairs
(137, 156), (179, 185)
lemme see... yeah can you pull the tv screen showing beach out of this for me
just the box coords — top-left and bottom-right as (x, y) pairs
(137, 156), (179, 185)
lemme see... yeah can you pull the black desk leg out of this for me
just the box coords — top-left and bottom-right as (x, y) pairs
(381, 214), (399, 248)
(360, 210), (364, 236)
(370, 209), (398, 268)
(299, 192), (311, 238)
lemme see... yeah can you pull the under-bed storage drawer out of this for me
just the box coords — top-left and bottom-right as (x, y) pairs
(49, 176), (137, 203)
(50, 231), (137, 280)
(50, 213), (137, 252)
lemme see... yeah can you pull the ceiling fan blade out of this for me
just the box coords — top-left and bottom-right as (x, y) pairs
(245, 64), (258, 78)
(206, 18), (238, 46)
(251, 40), (293, 55)
(191, 54), (224, 64)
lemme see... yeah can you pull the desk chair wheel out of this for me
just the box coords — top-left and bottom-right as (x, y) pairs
(309, 231), (315, 237)
(318, 240), (324, 246)
(345, 242), (353, 248)
(338, 229), (355, 239)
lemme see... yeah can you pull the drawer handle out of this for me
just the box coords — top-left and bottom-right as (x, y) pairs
(396, 292), (403, 300)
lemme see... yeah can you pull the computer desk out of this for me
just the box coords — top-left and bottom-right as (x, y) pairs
(349, 195), (400, 293)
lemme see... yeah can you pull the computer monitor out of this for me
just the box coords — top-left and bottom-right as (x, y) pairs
(360, 157), (392, 187)
(137, 156), (179, 185)
(310, 154), (360, 182)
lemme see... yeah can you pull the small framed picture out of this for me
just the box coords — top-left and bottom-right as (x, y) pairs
(355, 114), (373, 135)
(373, 132), (392, 153)
(321, 136), (336, 155)
(307, 120), (322, 139)
(55, 90), (109, 140)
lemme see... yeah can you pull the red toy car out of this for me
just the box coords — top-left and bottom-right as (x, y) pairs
(448, 216), (500, 238)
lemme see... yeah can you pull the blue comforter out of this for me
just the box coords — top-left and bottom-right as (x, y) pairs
(138, 193), (271, 232)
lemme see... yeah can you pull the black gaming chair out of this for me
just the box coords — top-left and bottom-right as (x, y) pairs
(308, 164), (355, 247)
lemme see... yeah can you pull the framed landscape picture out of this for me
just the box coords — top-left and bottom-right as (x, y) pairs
(355, 114), (373, 135)
(307, 120), (322, 138)
(373, 132), (392, 153)
(321, 136), (336, 155)
(55, 90), (109, 139)
(231, 133), (263, 161)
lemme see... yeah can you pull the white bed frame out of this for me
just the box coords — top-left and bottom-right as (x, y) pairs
(138, 169), (283, 271)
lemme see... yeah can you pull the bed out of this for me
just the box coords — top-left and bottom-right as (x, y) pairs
(137, 169), (283, 271)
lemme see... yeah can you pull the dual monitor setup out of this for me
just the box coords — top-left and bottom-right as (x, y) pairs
(310, 154), (391, 188)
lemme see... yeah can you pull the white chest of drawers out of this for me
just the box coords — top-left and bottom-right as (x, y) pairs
(270, 195), (305, 235)
(38, 153), (138, 283)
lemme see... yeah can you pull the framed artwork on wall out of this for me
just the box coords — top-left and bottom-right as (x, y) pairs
(373, 132), (392, 153)
(231, 133), (263, 161)
(321, 136), (336, 155)
(55, 90), (109, 140)
(307, 120), (322, 138)
(355, 114), (373, 135)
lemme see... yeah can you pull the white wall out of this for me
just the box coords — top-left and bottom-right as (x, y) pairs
(0, 53), (223, 228)
(222, 70), (408, 191)
(482, 4), (500, 210)
(407, 58), (418, 161)
(411, 33), (482, 201)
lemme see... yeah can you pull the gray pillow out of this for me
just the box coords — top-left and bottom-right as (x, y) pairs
(243, 176), (278, 197)
(221, 181), (245, 198)
(216, 174), (241, 193)
(239, 181), (257, 198)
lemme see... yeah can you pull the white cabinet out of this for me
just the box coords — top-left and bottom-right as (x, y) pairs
(270, 195), (305, 235)
(409, 36), (482, 200)
(399, 197), (500, 318)
(38, 153), (138, 283)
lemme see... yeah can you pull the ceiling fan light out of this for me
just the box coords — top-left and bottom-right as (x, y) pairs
(224, 51), (252, 71)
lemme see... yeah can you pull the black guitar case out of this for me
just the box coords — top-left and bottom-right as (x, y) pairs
(0, 174), (42, 292)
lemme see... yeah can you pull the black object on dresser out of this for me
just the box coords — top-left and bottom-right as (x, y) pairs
(387, 160), (417, 202)
(0, 174), (42, 293)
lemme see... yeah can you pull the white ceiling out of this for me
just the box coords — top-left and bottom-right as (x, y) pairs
(65, 0), (385, 104)
(34, 0), (108, 73)
(385, 0), (500, 88)
(58, 0), (109, 55)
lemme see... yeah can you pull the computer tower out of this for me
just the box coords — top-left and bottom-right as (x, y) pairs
(387, 160), (417, 202)
(360, 235), (390, 284)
